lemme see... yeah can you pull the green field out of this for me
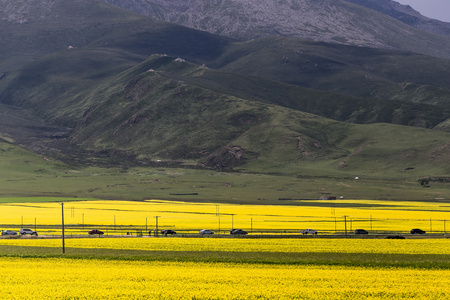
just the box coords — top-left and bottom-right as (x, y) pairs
(1, 163), (449, 202)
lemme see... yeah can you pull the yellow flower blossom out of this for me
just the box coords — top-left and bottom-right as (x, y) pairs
(1, 238), (450, 256)
(0, 199), (448, 234)
(0, 258), (448, 299)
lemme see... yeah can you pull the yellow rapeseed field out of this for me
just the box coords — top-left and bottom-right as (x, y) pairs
(1, 200), (448, 299)
(1, 237), (450, 255)
(0, 257), (448, 299)
(1, 199), (448, 233)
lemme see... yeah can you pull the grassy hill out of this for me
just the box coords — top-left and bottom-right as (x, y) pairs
(0, 0), (229, 72)
(0, 134), (448, 202)
(0, 0), (448, 202)
(1, 53), (449, 180)
(1, 1), (449, 130)
(2, 39), (449, 131)
(212, 38), (450, 110)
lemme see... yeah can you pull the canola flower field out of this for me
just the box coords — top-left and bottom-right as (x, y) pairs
(1, 198), (449, 299)
(0, 257), (449, 299)
(0, 199), (449, 234)
(1, 237), (450, 255)
(0, 237), (449, 299)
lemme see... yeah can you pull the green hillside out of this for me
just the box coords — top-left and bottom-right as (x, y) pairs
(0, 0), (448, 202)
(1, 1), (449, 131)
(162, 65), (448, 129)
(0, 0), (141, 71)
(2, 53), (448, 180)
(0, 125), (448, 202)
(1, 44), (448, 131)
(101, 0), (450, 60)
(212, 38), (450, 110)
(0, 0), (229, 72)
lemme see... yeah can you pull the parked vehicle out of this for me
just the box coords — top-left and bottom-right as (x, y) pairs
(300, 229), (317, 235)
(410, 228), (426, 234)
(1, 230), (17, 236)
(230, 229), (248, 235)
(161, 229), (176, 235)
(199, 229), (214, 235)
(354, 229), (368, 234)
(88, 229), (104, 235)
(19, 228), (37, 236)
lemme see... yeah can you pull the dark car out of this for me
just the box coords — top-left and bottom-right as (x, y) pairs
(88, 229), (104, 235)
(1, 230), (17, 236)
(354, 229), (368, 235)
(161, 229), (176, 236)
(410, 228), (426, 234)
(230, 229), (248, 235)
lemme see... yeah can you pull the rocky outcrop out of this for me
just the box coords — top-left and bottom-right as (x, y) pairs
(203, 146), (246, 170)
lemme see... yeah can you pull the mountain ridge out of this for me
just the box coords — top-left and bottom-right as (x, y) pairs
(344, 0), (450, 36)
(2, 51), (449, 177)
(101, 0), (450, 59)
(0, 0), (448, 180)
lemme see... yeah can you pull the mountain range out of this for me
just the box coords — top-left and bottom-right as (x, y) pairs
(345, 0), (450, 36)
(0, 0), (448, 182)
(101, 0), (450, 59)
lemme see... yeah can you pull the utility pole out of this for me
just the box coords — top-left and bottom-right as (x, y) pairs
(231, 214), (235, 229)
(444, 220), (447, 235)
(343, 215), (349, 237)
(217, 205), (221, 233)
(155, 216), (160, 237)
(61, 203), (65, 254)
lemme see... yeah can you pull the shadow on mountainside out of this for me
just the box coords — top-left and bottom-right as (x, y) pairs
(0, 104), (151, 168)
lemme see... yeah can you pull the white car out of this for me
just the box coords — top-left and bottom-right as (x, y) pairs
(199, 229), (214, 235)
(1, 230), (17, 236)
(300, 229), (317, 235)
(19, 228), (38, 236)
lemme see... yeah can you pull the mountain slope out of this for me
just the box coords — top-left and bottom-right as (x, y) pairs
(210, 37), (450, 111)
(1, 35), (449, 133)
(0, 0), (140, 71)
(2, 0), (448, 127)
(1, 51), (449, 179)
(2, 46), (448, 137)
(0, 0), (229, 72)
(101, 0), (450, 59)
(345, 0), (450, 37)
(36, 56), (450, 177)
(0, 0), (450, 130)
(0, 0), (448, 180)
